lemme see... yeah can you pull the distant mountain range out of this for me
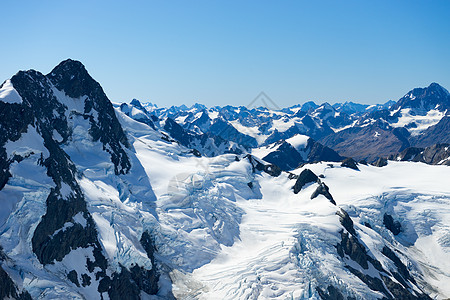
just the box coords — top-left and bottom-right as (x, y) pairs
(121, 81), (450, 165)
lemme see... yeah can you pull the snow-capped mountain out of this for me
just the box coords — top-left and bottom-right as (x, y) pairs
(321, 83), (450, 161)
(128, 82), (450, 162)
(1, 60), (450, 299)
(0, 60), (162, 299)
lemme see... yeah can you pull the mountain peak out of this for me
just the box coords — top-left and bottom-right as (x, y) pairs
(56, 58), (86, 69)
(49, 59), (88, 80)
(428, 82), (449, 95)
(47, 59), (97, 99)
(130, 98), (143, 108)
(300, 101), (319, 112)
(191, 103), (207, 110)
(393, 82), (450, 112)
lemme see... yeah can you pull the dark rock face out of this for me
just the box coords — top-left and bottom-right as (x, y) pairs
(336, 209), (356, 236)
(394, 147), (424, 162)
(311, 182), (336, 205)
(1, 68), (106, 271)
(335, 215), (385, 272)
(395, 143), (450, 165)
(0, 265), (32, 300)
(107, 266), (141, 300)
(345, 265), (391, 297)
(380, 275), (431, 300)
(31, 191), (101, 265)
(68, 270), (80, 287)
(164, 117), (194, 146)
(81, 273), (91, 287)
(316, 285), (347, 300)
(320, 124), (409, 162)
(209, 118), (258, 148)
(337, 232), (370, 270)
(4, 69), (107, 273)
(340, 158), (359, 170)
(293, 169), (318, 194)
(139, 231), (159, 294)
(263, 141), (303, 171)
(416, 143), (450, 165)
(0, 247), (32, 299)
(261, 138), (342, 172)
(372, 157), (388, 167)
(246, 155), (282, 177)
(334, 214), (430, 300)
(1, 70), (69, 191)
(262, 163), (282, 177)
(383, 213), (402, 235)
(91, 231), (161, 298)
(192, 148), (202, 157)
(103, 265), (160, 300)
(129, 265), (158, 296)
(307, 139), (343, 163)
(382, 246), (414, 284)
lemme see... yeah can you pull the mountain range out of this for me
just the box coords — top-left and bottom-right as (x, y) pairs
(123, 80), (450, 166)
(1, 59), (449, 299)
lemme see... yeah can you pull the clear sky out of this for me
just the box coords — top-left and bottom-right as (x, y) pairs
(1, 1), (449, 108)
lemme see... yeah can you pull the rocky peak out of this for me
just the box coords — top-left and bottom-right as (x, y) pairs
(47, 59), (95, 99)
(300, 101), (319, 112)
(130, 98), (145, 110)
(393, 82), (450, 112)
(190, 103), (207, 110)
(428, 82), (449, 95)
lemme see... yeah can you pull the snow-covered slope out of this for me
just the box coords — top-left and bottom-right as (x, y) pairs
(131, 129), (450, 299)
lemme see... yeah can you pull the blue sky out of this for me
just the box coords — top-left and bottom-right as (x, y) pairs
(1, 1), (449, 107)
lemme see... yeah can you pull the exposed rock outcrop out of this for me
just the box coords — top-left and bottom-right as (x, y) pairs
(341, 158), (359, 170)
(383, 213), (402, 235)
(311, 182), (336, 205)
(293, 169), (318, 194)
(372, 157), (388, 167)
